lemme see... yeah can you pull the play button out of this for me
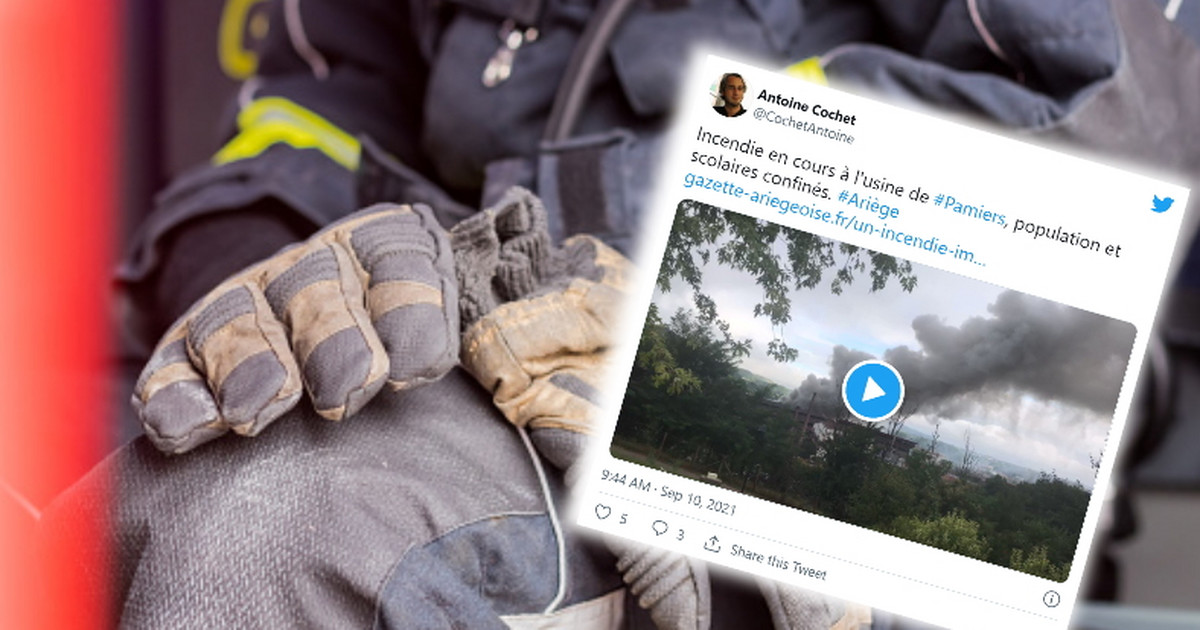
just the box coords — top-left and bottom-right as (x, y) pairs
(841, 360), (905, 422)
(861, 376), (886, 402)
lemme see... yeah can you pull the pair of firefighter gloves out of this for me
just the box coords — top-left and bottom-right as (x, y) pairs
(134, 188), (631, 462)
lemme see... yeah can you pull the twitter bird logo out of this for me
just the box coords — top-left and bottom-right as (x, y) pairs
(1152, 195), (1174, 213)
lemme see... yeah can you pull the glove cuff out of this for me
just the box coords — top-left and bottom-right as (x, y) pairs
(451, 187), (552, 329)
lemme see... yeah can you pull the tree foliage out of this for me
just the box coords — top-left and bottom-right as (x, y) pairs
(889, 512), (990, 560)
(635, 304), (704, 395)
(1010, 545), (1070, 582)
(657, 200), (917, 361)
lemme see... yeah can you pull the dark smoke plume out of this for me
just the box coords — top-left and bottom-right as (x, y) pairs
(788, 290), (1135, 423)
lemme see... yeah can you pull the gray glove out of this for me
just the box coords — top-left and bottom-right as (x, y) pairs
(133, 203), (458, 453)
(451, 189), (632, 476)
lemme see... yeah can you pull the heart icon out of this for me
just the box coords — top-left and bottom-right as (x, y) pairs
(595, 504), (612, 520)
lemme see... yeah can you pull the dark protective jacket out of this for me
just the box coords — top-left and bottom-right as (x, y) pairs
(117, 0), (1200, 345)
(45, 371), (651, 628)
(119, 0), (870, 289)
(119, 0), (1200, 283)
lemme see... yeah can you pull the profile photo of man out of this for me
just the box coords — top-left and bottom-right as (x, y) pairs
(713, 72), (747, 117)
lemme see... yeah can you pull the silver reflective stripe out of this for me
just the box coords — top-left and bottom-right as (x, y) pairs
(284, 0), (329, 79)
(501, 588), (626, 630)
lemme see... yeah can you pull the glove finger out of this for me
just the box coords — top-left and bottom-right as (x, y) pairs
(262, 241), (389, 421)
(134, 326), (224, 454)
(339, 204), (458, 389)
(186, 282), (303, 436)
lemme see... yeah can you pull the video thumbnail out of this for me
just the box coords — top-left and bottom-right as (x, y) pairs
(613, 199), (1136, 581)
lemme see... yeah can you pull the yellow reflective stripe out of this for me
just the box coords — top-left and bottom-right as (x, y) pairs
(218, 0), (270, 80)
(784, 57), (828, 85)
(213, 97), (360, 170)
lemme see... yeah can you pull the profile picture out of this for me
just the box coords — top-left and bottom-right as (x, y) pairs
(712, 72), (747, 118)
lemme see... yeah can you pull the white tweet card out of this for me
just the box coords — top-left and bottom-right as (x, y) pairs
(573, 53), (1190, 629)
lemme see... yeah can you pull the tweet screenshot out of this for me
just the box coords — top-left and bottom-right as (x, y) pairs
(573, 54), (1190, 629)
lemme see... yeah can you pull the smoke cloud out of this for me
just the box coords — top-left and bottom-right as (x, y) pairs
(788, 290), (1136, 424)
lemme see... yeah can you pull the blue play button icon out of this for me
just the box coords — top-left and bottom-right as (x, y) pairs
(841, 360), (905, 422)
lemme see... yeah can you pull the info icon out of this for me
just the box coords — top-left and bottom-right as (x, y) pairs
(841, 360), (905, 422)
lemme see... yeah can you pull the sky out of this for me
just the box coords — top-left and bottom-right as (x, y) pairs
(650, 212), (1136, 488)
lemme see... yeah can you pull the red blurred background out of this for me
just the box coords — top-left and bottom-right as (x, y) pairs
(0, 1), (116, 627)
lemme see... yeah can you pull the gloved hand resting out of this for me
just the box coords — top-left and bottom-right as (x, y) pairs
(133, 203), (458, 453)
(133, 188), (631, 458)
(451, 189), (632, 475)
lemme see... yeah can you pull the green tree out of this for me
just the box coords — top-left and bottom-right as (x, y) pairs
(846, 467), (917, 530)
(889, 512), (990, 561)
(975, 471), (1089, 569)
(659, 200), (917, 361)
(634, 303), (703, 396)
(813, 422), (881, 519)
(901, 449), (951, 520)
(618, 307), (755, 464)
(1010, 545), (1070, 582)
